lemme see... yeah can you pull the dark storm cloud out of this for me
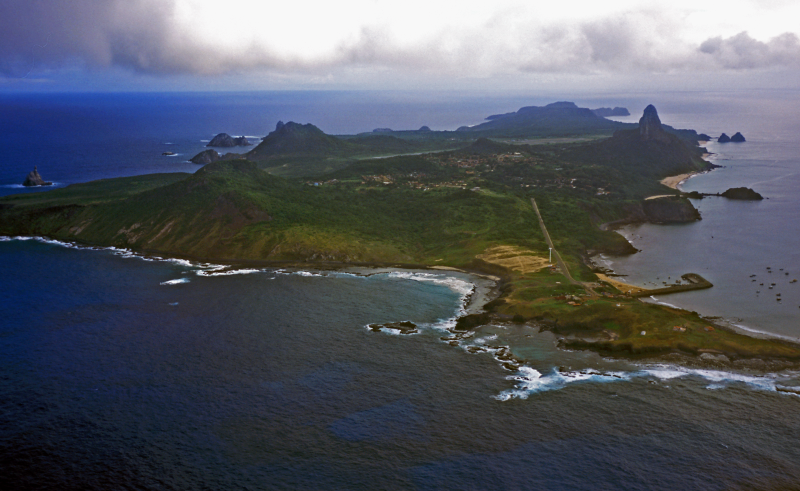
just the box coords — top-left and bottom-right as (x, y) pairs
(699, 32), (800, 69)
(0, 0), (292, 76)
(1, 0), (799, 79)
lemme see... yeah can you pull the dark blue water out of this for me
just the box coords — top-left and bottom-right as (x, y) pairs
(3, 239), (800, 490)
(0, 91), (548, 195)
(4, 91), (800, 489)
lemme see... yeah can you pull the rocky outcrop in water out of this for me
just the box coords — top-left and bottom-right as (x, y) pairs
(190, 149), (221, 165)
(207, 133), (251, 147)
(721, 187), (762, 200)
(718, 133), (731, 143)
(22, 166), (52, 186)
(730, 132), (746, 142)
(641, 196), (701, 223)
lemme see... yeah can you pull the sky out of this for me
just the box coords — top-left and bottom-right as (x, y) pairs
(1, 0), (799, 93)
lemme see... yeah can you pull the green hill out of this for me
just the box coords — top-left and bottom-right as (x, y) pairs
(247, 122), (356, 159)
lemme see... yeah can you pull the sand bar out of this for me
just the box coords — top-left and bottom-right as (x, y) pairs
(660, 172), (697, 190)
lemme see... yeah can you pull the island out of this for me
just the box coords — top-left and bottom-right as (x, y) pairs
(22, 166), (52, 187)
(2, 102), (798, 366)
(721, 187), (763, 200)
(207, 133), (252, 147)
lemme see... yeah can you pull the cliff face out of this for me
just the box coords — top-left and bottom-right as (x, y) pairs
(641, 196), (701, 223)
(638, 105), (669, 142)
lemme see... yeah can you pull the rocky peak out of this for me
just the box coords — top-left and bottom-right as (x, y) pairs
(638, 105), (664, 140)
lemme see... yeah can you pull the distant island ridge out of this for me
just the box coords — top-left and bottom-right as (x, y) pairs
(207, 133), (252, 147)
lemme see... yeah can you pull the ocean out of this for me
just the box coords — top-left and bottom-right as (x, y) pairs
(2, 91), (800, 490)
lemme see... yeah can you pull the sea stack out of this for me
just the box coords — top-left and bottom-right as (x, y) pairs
(718, 133), (731, 143)
(730, 132), (746, 142)
(22, 166), (52, 187)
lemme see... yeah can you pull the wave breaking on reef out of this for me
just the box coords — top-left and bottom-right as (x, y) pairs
(496, 364), (800, 400)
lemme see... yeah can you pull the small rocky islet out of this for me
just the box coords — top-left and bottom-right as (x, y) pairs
(718, 132), (745, 143)
(22, 166), (52, 187)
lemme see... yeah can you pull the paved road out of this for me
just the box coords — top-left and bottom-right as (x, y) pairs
(531, 198), (596, 295)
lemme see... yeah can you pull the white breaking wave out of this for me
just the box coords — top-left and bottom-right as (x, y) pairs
(473, 335), (498, 345)
(496, 363), (798, 400)
(648, 297), (680, 309)
(196, 268), (262, 277)
(0, 236), (252, 277)
(387, 271), (474, 296)
(496, 367), (633, 400)
(160, 278), (190, 285)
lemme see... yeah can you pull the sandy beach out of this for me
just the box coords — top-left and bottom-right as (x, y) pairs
(660, 172), (698, 190)
(595, 273), (650, 295)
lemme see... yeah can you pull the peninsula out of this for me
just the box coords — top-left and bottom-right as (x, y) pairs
(2, 102), (797, 365)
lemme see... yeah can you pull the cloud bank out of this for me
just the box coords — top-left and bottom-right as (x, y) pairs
(1, 0), (799, 82)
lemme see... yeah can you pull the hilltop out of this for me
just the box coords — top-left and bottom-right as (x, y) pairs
(247, 122), (356, 158)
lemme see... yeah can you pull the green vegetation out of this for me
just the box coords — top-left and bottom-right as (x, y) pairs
(3, 101), (797, 363)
